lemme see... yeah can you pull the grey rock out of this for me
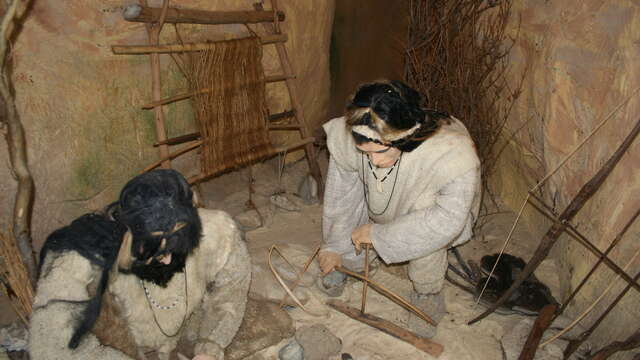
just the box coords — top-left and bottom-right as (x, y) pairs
(0, 323), (28, 352)
(297, 175), (318, 204)
(278, 340), (304, 360)
(270, 194), (301, 212)
(295, 324), (342, 360)
(317, 271), (347, 297)
(234, 209), (263, 231)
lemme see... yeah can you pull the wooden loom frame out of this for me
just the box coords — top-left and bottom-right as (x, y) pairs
(111, 1), (323, 190)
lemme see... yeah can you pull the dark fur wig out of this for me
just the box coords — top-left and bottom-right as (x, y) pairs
(346, 80), (450, 152)
(110, 169), (202, 287)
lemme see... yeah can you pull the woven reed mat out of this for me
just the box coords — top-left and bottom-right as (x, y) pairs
(187, 36), (273, 176)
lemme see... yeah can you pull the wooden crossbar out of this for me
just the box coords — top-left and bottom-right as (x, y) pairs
(123, 4), (285, 25)
(112, 35), (287, 55)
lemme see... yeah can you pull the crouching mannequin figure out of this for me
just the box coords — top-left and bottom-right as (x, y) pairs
(318, 80), (481, 338)
(30, 169), (251, 360)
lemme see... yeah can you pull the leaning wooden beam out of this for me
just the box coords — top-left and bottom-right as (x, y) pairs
(144, 140), (202, 172)
(526, 195), (640, 293)
(141, 75), (293, 109)
(327, 300), (444, 358)
(123, 4), (285, 25)
(586, 327), (640, 360)
(517, 304), (558, 360)
(556, 206), (640, 316)
(563, 269), (640, 359)
(469, 116), (640, 325)
(112, 35), (287, 55)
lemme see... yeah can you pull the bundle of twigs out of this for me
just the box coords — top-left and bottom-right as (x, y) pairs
(0, 231), (34, 325)
(405, 0), (524, 186)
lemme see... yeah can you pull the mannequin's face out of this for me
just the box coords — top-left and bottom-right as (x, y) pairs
(356, 142), (401, 168)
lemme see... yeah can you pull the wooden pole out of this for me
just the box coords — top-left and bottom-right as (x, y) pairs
(526, 195), (640, 294)
(144, 140), (202, 172)
(255, 3), (324, 197)
(140, 74), (293, 109)
(1, 0), (37, 286)
(563, 269), (640, 359)
(336, 265), (437, 326)
(361, 244), (371, 313)
(327, 300), (444, 358)
(517, 304), (558, 360)
(586, 328), (640, 360)
(556, 207), (640, 316)
(141, 0), (171, 169)
(123, 4), (285, 25)
(112, 35), (288, 55)
(469, 117), (640, 325)
(154, 132), (200, 146)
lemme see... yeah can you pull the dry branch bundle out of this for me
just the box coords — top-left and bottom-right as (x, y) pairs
(405, 0), (523, 186)
(0, 231), (34, 325)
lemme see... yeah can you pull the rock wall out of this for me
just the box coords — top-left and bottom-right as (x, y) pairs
(493, 0), (640, 356)
(0, 0), (334, 250)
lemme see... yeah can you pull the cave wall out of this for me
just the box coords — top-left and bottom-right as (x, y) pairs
(0, 0), (334, 251)
(493, 0), (640, 356)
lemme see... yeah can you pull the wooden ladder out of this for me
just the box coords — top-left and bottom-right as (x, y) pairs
(111, 1), (323, 193)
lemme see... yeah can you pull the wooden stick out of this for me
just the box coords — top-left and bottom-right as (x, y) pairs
(586, 327), (640, 360)
(526, 195), (640, 293)
(278, 246), (320, 308)
(154, 132), (200, 146)
(540, 246), (640, 347)
(361, 244), (371, 313)
(517, 304), (558, 360)
(141, 75), (293, 109)
(123, 4), (285, 25)
(144, 140), (202, 172)
(327, 300), (444, 358)
(469, 116), (640, 325)
(255, 3), (324, 197)
(142, 0), (171, 169)
(563, 269), (640, 359)
(336, 266), (437, 326)
(1, 0), (37, 285)
(112, 35), (287, 55)
(556, 206), (640, 316)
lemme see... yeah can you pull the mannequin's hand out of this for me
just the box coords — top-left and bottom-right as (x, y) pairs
(318, 251), (342, 274)
(351, 224), (373, 253)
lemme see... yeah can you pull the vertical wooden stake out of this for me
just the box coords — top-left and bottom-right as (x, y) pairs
(142, 0), (171, 169)
(361, 244), (371, 313)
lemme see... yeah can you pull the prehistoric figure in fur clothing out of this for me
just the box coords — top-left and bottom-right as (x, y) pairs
(29, 169), (251, 360)
(318, 80), (481, 338)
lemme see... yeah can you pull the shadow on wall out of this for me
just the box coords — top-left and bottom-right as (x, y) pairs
(329, 0), (409, 119)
